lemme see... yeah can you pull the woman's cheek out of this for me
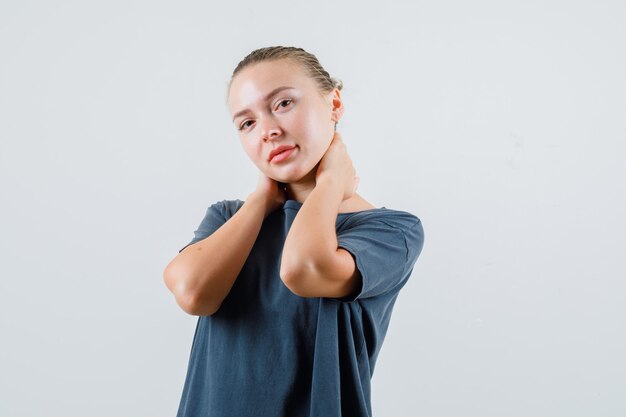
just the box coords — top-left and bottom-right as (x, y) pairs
(241, 143), (258, 166)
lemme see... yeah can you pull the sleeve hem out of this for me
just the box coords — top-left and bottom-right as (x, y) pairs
(331, 242), (365, 303)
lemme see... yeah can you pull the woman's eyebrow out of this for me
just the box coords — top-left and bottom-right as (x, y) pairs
(232, 86), (295, 122)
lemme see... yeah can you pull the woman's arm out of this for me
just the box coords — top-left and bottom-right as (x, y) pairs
(163, 193), (268, 315)
(280, 176), (361, 298)
(281, 131), (361, 298)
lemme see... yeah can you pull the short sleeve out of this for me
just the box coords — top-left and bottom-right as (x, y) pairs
(334, 218), (425, 302)
(178, 201), (228, 253)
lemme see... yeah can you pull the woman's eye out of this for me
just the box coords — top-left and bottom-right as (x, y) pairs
(277, 99), (292, 109)
(238, 100), (292, 131)
(239, 120), (253, 130)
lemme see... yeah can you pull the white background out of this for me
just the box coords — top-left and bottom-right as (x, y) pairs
(1, 1), (624, 416)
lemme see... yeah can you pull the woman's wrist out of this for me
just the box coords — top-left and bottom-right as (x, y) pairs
(246, 191), (266, 205)
(315, 174), (347, 202)
(246, 191), (273, 217)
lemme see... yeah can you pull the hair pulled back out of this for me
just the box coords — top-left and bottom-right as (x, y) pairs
(227, 46), (343, 97)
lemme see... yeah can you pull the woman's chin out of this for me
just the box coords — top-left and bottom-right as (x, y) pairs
(273, 175), (301, 185)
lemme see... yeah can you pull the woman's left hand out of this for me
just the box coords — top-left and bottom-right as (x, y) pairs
(315, 131), (360, 201)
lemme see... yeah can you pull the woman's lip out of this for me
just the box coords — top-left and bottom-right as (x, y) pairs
(270, 146), (297, 163)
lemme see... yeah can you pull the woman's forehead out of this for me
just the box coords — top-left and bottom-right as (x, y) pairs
(231, 60), (307, 92)
(228, 60), (313, 112)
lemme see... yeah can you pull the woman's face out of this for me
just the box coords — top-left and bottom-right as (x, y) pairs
(228, 58), (343, 184)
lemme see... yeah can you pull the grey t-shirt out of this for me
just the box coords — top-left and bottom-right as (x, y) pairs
(175, 198), (425, 417)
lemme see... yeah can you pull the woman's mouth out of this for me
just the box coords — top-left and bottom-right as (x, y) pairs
(270, 146), (297, 163)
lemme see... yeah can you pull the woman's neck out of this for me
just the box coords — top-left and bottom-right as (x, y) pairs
(285, 181), (315, 203)
(282, 161), (369, 210)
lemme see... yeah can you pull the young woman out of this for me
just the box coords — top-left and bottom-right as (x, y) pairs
(163, 46), (425, 417)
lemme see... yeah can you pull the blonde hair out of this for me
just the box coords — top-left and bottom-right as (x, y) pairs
(227, 46), (343, 98)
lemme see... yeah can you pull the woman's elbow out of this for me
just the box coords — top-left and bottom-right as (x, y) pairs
(178, 291), (221, 316)
(163, 263), (206, 315)
(279, 258), (319, 297)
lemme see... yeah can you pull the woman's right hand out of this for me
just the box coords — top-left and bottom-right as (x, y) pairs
(249, 172), (286, 218)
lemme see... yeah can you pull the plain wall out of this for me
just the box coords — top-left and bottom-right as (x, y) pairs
(1, 0), (624, 416)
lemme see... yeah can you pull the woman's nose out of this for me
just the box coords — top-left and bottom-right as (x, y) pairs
(259, 117), (282, 141)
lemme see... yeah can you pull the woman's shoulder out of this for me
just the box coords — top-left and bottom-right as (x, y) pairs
(338, 196), (421, 230)
(207, 198), (245, 219)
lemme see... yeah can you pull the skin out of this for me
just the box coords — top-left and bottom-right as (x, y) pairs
(227, 58), (374, 297)
(228, 58), (372, 214)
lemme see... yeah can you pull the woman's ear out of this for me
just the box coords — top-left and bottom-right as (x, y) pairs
(329, 88), (344, 124)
